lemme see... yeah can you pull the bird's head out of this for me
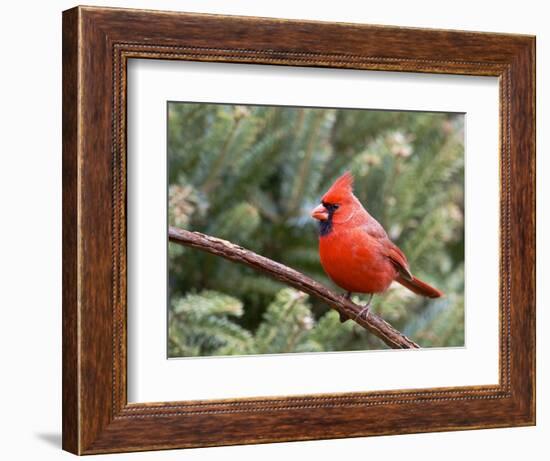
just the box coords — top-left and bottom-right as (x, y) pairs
(311, 171), (361, 235)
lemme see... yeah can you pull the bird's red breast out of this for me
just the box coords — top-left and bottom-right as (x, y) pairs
(319, 226), (397, 293)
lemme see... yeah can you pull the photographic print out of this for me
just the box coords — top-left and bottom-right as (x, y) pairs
(167, 102), (465, 358)
(62, 8), (535, 452)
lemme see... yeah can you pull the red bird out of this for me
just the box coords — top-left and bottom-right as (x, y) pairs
(311, 171), (443, 321)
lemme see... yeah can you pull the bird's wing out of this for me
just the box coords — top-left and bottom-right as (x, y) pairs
(362, 217), (388, 239)
(385, 243), (413, 281)
(360, 220), (413, 281)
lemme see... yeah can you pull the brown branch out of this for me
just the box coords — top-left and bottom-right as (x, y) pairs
(168, 226), (420, 349)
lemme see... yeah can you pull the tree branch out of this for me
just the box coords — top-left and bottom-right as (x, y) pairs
(168, 226), (420, 349)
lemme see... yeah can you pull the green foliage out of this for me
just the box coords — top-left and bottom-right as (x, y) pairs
(167, 103), (465, 357)
(253, 289), (318, 354)
(169, 290), (254, 356)
(169, 288), (375, 356)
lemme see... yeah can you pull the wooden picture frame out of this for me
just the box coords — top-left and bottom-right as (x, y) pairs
(62, 5), (535, 455)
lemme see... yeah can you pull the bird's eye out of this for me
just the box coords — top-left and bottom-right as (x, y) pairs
(321, 201), (339, 211)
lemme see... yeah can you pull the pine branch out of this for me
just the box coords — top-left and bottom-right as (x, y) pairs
(169, 226), (420, 349)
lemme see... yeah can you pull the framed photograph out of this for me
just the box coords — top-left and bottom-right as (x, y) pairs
(62, 5), (535, 455)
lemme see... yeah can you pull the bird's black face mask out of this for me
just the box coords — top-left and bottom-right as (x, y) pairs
(318, 203), (337, 237)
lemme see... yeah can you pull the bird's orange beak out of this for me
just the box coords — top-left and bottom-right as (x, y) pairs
(311, 204), (329, 221)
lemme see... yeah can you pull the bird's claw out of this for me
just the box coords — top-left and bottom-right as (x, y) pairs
(354, 293), (374, 322)
(354, 305), (371, 322)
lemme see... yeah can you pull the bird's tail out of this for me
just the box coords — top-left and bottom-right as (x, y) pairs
(396, 275), (443, 298)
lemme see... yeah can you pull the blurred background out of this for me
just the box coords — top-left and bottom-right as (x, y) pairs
(167, 102), (464, 357)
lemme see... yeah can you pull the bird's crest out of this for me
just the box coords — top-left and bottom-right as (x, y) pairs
(322, 171), (354, 204)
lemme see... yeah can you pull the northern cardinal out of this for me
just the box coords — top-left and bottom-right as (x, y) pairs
(311, 171), (443, 321)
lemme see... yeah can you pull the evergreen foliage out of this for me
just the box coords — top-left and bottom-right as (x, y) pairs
(167, 103), (465, 357)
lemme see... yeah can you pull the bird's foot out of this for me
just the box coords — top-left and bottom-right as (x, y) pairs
(354, 304), (371, 321)
(354, 294), (374, 322)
